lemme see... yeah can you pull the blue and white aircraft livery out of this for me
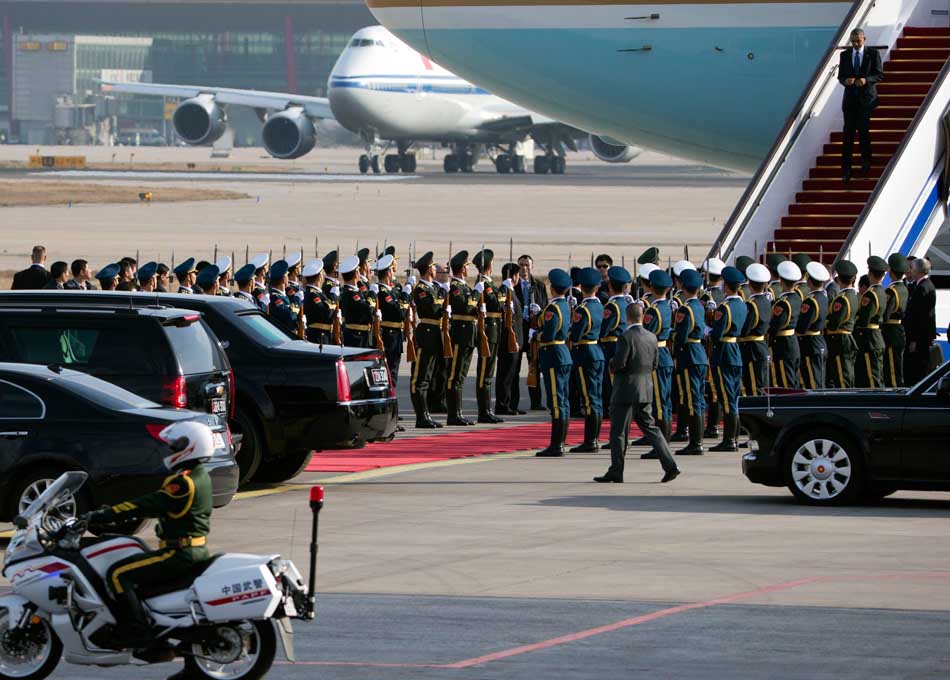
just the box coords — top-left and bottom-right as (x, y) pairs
(365, 0), (854, 170)
(101, 26), (640, 175)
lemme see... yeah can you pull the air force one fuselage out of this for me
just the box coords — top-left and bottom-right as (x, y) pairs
(101, 26), (640, 175)
(367, 0), (854, 171)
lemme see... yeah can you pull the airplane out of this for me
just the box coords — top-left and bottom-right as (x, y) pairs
(364, 0), (855, 171)
(100, 25), (641, 175)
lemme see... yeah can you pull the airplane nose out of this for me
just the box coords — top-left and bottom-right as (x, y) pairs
(328, 80), (374, 132)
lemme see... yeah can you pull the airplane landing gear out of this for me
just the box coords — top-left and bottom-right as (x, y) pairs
(383, 152), (417, 173)
(444, 144), (476, 173)
(359, 154), (381, 174)
(444, 154), (460, 173)
(534, 154), (566, 174)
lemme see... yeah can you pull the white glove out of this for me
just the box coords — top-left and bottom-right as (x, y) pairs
(446, 307), (452, 318)
(370, 283), (379, 294)
(336, 310), (343, 320)
(569, 296), (577, 308)
(376, 309), (382, 319)
(529, 303), (541, 314)
(528, 328), (537, 340)
(262, 294), (270, 305)
(625, 294), (635, 303)
(407, 275), (417, 286)
(402, 284), (412, 295)
(330, 286), (339, 298)
(705, 300), (717, 312)
(502, 278), (513, 290)
(480, 303), (487, 313)
(295, 290), (304, 303)
(474, 281), (485, 293)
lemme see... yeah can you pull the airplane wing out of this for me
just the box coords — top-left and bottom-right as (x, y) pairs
(99, 81), (334, 120)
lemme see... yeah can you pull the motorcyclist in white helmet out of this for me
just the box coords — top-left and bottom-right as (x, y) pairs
(84, 420), (217, 651)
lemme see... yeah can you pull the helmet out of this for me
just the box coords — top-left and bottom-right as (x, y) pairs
(159, 421), (215, 471)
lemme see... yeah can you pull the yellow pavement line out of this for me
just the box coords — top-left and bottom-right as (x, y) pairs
(235, 450), (534, 500)
(0, 530), (12, 539)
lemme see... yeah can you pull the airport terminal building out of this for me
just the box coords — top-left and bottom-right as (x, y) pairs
(1, 0), (374, 142)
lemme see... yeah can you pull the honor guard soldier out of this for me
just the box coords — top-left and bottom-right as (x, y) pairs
(701, 257), (726, 439)
(883, 253), (910, 386)
(638, 246), (660, 267)
(473, 249), (505, 423)
(267, 260), (299, 335)
(339, 255), (373, 348)
(232, 263), (258, 306)
(285, 251), (303, 302)
(669, 260), (696, 443)
(302, 259), (335, 345)
(95, 263), (120, 291)
(639, 264), (659, 306)
(321, 250), (341, 302)
(136, 262), (158, 293)
(173, 258), (197, 294)
(567, 267), (605, 452)
(195, 264), (220, 296)
(536, 269), (574, 457)
(250, 253), (269, 310)
(825, 259), (859, 388)
(642, 269), (675, 449)
(796, 261), (831, 389)
(768, 260), (802, 388)
(854, 256), (887, 387)
(356, 248), (372, 291)
(599, 266), (631, 418)
(765, 253), (788, 301)
(408, 252), (445, 429)
(673, 268), (707, 455)
(214, 256), (232, 296)
(375, 254), (407, 384)
(739, 263), (773, 396)
(791, 253), (813, 298)
(446, 250), (480, 426)
(735, 256), (754, 301)
(709, 266), (748, 452)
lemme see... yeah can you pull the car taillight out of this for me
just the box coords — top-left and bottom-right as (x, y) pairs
(227, 370), (236, 418)
(335, 360), (351, 403)
(161, 376), (188, 409)
(145, 423), (167, 441)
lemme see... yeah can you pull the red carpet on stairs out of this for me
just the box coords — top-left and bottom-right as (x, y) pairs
(305, 420), (645, 473)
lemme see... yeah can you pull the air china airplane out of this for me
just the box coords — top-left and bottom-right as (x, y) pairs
(101, 26), (641, 175)
(365, 0), (855, 171)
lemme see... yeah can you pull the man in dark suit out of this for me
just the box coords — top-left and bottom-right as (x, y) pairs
(838, 28), (883, 181)
(11, 245), (49, 290)
(595, 303), (680, 484)
(512, 254), (548, 411)
(495, 262), (525, 415)
(41, 261), (69, 289)
(903, 256), (937, 384)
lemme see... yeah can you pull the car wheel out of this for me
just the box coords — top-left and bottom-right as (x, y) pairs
(251, 450), (313, 484)
(231, 408), (264, 487)
(784, 430), (863, 506)
(11, 467), (90, 522)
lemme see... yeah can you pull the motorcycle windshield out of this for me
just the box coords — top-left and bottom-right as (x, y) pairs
(20, 471), (88, 522)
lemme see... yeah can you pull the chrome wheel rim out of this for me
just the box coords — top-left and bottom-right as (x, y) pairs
(192, 623), (259, 679)
(18, 479), (76, 520)
(791, 438), (852, 500)
(0, 611), (53, 678)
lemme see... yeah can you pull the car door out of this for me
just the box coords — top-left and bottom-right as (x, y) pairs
(0, 377), (46, 492)
(896, 369), (950, 482)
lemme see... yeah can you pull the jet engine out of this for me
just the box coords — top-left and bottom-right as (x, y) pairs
(589, 134), (641, 163)
(172, 95), (227, 145)
(262, 108), (317, 160)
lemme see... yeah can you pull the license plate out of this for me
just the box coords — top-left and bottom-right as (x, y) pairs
(211, 398), (227, 415)
(370, 367), (389, 386)
(212, 432), (226, 450)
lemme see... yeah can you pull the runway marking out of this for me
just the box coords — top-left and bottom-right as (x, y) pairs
(277, 571), (950, 670)
(234, 450), (533, 500)
(31, 170), (421, 183)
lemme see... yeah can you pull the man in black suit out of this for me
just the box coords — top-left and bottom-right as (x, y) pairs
(512, 254), (548, 411)
(42, 261), (69, 289)
(838, 28), (883, 181)
(11, 245), (49, 290)
(903, 257), (937, 384)
(595, 303), (679, 484)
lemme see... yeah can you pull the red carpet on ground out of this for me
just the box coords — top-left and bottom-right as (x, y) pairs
(306, 420), (645, 473)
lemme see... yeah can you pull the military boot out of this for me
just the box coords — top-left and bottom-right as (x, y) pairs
(704, 401), (721, 438)
(671, 407), (690, 442)
(446, 389), (474, 426)
(476, 388), (504, 424)
(710, 413), (739, 452)
(676, 413), (705, 455)
(412, 392), (441, 429)
(536, 419), (565, 457)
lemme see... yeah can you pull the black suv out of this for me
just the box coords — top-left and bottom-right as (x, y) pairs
(0, 292), (399, 484)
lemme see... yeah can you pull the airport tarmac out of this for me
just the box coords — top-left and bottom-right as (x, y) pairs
(0, 146), (748, 274)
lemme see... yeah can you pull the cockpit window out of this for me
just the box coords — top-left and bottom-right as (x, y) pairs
(349, 38), (378, 47)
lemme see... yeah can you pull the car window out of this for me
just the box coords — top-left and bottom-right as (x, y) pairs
(0, 379), (44, 419)
(56, 372), (158, 411)
(164, 320), (225, 375)
(7, 323), (168, 377)
(235, 312), (294, 347)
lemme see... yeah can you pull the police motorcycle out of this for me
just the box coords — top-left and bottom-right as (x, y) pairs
(0, 471), (324, 680)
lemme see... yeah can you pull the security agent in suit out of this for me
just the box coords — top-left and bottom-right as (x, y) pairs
(767, 261), (803, 389)
(739, 263), (773, 397)
(882, 253), (910, 387)
(173, 258), (197, 294)
(495, 262), (525, 416)
(708, 266), (748, 452)
(267, 260), (299, 335)
(594, 302), (680, 483)
(374, 254), (407, 386)
(826, 260), (860, 388)
(796, 261), (831, 389)
(408, 252), (446, 429)
(673, 268), (708, 456)
(446, 251), (480, 426)
(598, 266), (631, 418)
(339, 255), (373, 348)
(535, 269), (574, 457)
(567, 267), (605, 452)
(854, 256), (887, 387)
(11, 245), (49, 290)
(838, 28), (883, 181)
(302, 259), (335, 345)
(513, 255), (548, 411)
(701, 257), (726, 439)
(903, 257), (937, 385)
(473, 249), (505, 423)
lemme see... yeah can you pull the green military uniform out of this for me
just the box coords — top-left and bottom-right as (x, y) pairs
(882, 253), (910, 387)
(447, 252), (480, 426)
(768, 289), (801, 389)
(408, 253), (446, 428)
(796, 287), (829, 389)
(474, 250), (504, 423)
(854, 281), (885, 388)
(825, 270), (859, 389)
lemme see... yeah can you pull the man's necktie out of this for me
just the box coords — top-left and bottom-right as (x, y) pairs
(853, 50), (861, 76)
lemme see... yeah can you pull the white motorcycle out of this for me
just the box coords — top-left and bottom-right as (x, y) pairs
(0, 471), (323, 680)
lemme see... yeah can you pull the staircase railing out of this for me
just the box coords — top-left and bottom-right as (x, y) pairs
(707, 0), (878, 261)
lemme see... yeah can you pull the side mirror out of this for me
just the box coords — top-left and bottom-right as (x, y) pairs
(937, 376), (950, 400)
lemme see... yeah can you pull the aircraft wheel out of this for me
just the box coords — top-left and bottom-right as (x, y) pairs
(371, 155), (381, 174)
(513, 155), (526, 174)
(384, 154), (401, 173)
(534, 155), (550, 174)
(496, 154), (511, 174)
(444, 154), (460, 173)
(358, 155), (370, 174)
(400, 154), (416, 173)
(552, 156), (566, 174)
